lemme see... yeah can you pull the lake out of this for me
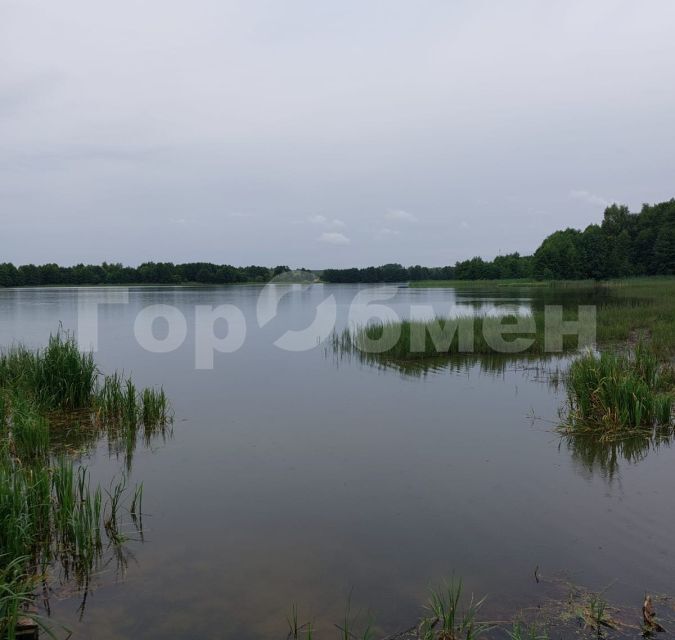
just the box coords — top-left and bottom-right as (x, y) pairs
(1, 284), (673, 638)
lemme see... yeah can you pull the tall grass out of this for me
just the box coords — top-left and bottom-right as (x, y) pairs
(411, 277), (675, 359)
(8, 395), (50, 459)
(0, 330), (173, 636)
(565, 344), (673, 431)
(0, 556), (41, 640)
(0, 332), (97, 411)
(331, 308), (589, 363)
(142, 387), (170, 429)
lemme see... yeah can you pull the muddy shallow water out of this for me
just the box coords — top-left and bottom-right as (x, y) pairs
(1, 284), (673, 638)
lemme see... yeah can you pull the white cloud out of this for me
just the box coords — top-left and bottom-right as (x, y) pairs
(569, 190), (611, 208)
(318, 232), (350, 245)
(228, 211), (248, 218)
(308, 214), (346, 228)
(385, 209), (418, 222)
(459, 220), (470, 230)
(375, 227), (400, 239)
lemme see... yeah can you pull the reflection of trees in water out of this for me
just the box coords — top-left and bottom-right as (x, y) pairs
(563, 429), (673, 481)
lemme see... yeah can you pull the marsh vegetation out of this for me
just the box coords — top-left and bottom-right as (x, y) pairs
(283, 575), (673, 639)
(2, 283), (674, 638)
(0, 331), (172, 637)
(334, 278), (675, 362)
(564, 344), (673, 433)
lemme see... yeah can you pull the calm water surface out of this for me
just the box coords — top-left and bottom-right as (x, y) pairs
(1, 285), (673, 638)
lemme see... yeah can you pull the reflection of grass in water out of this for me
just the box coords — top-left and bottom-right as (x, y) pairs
(0, 330), (173, 636)
(0, 450), (134, 634)
(563, 429), (673, 481)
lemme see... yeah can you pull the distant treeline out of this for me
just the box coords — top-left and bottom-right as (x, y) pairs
(2, 199), (674, 287)
(322, 198), (675, 282)
(0, 262), (293, 287)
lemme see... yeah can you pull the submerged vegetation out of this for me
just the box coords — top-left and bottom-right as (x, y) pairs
(0, 331), (172, 637)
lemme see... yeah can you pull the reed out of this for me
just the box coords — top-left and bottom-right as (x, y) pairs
(96, 372), (126, 423)
(412, 277), (675, 360)
(0, 331), (174, 635)
(32, 332), (97, 410)
(0, 331), (97, 411)
(0, 556), (40, 640)
(287, 603), (301, 640)
(419, 578), (492, 640)
(8, 395), (49, 459)
(142, 387), (170, 428)
(0, 391), (7, 431)
(565, 344), (673, 432)
(331, 306), (592, 364)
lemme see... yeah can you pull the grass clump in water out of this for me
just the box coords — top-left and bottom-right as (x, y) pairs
(331, 305), (593, 365)
(0, 331), (97, 412)
(419, 577), (492, 640)
(0, 329), (173, 635)
(565, 344), (673, 432)
(7, 395), (50, 459)
(0, 556), (42, 640)
(141, 387), (170, 429)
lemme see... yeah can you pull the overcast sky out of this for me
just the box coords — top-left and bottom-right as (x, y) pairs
(2, 0), (674, 268)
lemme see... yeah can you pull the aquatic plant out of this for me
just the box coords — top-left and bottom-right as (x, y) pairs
(287, 603), (302, 640)
(505, 622), (548, 640)
(142, 387), (170, 428)
(8, 395), (50, 459)
(335, 594), (375, 640)
(0, 331), (172, 636)
(419, 578), (491, 640)
(565, 344), (673, 431)
(0, 556), (41, 640)
(330, 302), (596, 365)
(0, 332), (97, 411)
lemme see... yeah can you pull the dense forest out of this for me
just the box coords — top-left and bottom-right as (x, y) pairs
(1, 199), (674, 287)
(322, 198), (675, 282)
